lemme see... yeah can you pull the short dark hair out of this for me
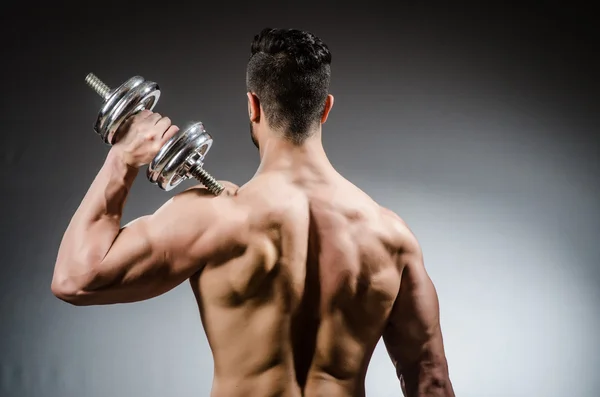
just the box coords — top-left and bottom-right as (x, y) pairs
(246, 28), (332, 143)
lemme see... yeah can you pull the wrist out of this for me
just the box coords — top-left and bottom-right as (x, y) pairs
(105, 148), (139, 180)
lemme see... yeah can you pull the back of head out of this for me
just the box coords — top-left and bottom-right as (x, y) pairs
(246, 28), (332, 144)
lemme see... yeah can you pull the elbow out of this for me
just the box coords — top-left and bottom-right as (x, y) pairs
(420, 361), (453, 397)
(51, 263), (98, 306)
(401, 355), (453, 397)
(51, 275), (86, 306)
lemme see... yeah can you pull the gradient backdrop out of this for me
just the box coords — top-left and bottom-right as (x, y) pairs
(1, 2), (598, 397)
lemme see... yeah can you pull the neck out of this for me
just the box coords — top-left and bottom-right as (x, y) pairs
(254, 129), (335, 179)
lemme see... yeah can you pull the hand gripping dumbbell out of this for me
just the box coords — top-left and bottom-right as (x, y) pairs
(84, 73), (224, 195)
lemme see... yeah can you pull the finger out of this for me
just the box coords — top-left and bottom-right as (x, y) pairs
(131, 109), (153, 123)
(160, 124), (180, 145)
(154, 115), (171, 129)
(154, 116), (172, 137)
(137, 109), (153, 119)
(146, 112), (163, 125)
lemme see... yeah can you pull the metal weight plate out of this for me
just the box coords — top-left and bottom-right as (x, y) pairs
(147, 122), (214, 191)
(94, 76), (161, 144)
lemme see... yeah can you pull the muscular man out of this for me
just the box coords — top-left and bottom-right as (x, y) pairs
(52, 28), (455, 397)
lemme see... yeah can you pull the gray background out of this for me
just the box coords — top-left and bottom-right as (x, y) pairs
(1, 2), (598, 396)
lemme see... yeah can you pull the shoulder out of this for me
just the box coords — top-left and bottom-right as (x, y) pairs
(378, 205), (422, 258)
(154, 180), (246, 231)
(149, 181), (251, 260)
(172, 178), (305, 231)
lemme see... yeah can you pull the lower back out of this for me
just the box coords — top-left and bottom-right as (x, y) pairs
(210, 365), (301, 397)
(210, 368), (365, 397)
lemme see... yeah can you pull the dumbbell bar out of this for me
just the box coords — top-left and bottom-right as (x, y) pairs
(85, 73), (224, 195)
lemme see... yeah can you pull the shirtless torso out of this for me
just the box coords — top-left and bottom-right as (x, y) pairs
(183, 170), (454, 397)
(52, 108), (454, 397)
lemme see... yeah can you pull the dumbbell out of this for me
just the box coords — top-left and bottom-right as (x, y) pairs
(84, 73), (224, 195)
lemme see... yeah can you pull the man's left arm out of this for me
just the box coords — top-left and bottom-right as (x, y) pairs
(51, 145), (231, 306)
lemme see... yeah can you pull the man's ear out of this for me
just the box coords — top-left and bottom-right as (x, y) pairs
(321, 94), (334, 124)
(247, 92), (261, 123)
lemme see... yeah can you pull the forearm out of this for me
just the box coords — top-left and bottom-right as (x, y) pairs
(400, 355), (454, 397)
(53, 149), (138, 285)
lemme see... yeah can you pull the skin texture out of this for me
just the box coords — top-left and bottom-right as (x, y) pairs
(52, 95), (455, 396)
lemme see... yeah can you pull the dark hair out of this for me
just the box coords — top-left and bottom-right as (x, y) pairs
(246, 28), (332, 143)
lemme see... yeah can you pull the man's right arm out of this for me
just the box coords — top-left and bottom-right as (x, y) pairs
(382, 232), (455, 397)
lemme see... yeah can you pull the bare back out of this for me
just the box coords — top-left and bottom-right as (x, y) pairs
(189, 172), (450, 397)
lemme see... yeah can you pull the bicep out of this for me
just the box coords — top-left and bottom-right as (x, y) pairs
(83, 190), (221, 304)
(74, 218), (185, 304)
(90, 216), (174, 295)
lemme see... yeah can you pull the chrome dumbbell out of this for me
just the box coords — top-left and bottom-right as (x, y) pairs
(85, 73), (224, 195)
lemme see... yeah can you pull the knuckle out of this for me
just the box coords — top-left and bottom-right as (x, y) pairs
(137, 110), (150, 118)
